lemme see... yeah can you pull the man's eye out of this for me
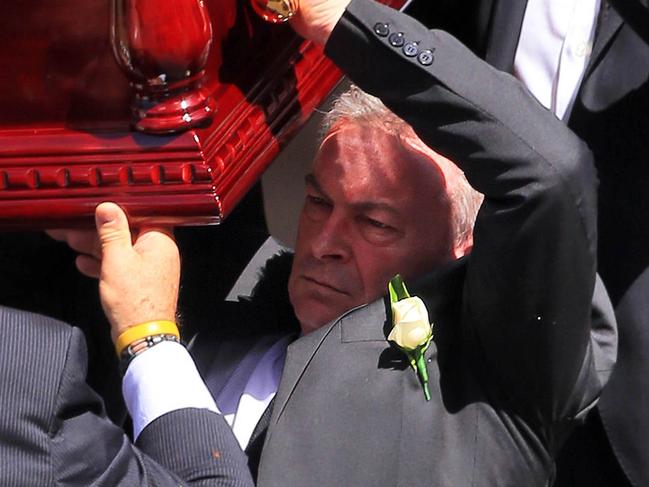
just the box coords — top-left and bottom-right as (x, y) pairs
(363, 216), (392, 230)
(359, 216), (399, 245)
(304, 194), (332, 221)
(307, 195), (329, 206)
(360, 216), (394, 231)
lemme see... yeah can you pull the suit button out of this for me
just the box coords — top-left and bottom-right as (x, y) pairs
(388, 32), (405, 47)
(403, 42), (418, 57)
(418, 49), (434, 65)
(374, 23), (389, 37)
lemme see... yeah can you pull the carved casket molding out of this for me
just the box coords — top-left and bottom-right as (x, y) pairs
(0, 0), (406, 229)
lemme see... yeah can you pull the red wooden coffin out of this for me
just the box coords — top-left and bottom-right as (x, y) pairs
(0, 0), (405, 230)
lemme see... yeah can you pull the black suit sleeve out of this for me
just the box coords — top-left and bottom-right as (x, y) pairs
(325, 0), (601, 428)
(50, 326), (254, 487)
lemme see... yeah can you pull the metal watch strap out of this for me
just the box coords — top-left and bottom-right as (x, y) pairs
(118, 333), (181, 375)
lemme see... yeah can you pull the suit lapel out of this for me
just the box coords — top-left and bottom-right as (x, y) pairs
(269, 300), (389, 427)
(484, 0), (529, 72)
(589, 0), (649, 74)
(268, 322), (335, 426)
(585, 1), (624, 78)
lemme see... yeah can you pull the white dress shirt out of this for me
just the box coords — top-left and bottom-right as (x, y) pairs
(123, 335), (290, 447)
(514, 0), (600, 119)
(122, 340), (220, 439)
(216, 334), (290, 449)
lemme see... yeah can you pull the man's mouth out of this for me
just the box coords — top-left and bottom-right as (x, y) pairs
(301, 275), (349, 295)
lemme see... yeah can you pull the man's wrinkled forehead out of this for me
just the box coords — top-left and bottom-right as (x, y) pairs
(315, 121), (449, 199)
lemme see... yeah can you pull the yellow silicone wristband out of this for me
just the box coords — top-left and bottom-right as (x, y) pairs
(115, 320), (179, 356)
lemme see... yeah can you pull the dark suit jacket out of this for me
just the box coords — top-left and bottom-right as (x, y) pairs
(194, 263), (617, 486)
(406, 1), (649, 485)
(252, 1), (616, 485)
(0, 305), (253, 487)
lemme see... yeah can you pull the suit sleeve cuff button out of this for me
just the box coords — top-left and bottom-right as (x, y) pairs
(403, 42), (419, 57)
(374, 23), (390, 37)
(388, 32), (405, 47)
(417, 49), (434, 65)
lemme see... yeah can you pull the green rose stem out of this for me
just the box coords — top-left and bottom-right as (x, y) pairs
(415, 349), (431, 401)
(389, 275), (432, 401)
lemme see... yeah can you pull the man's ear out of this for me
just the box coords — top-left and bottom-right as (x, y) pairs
(452, 235), (473, 259)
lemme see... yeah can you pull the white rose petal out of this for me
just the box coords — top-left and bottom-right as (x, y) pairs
(389, 297), (432, 350)
(391, 297), (429, 323)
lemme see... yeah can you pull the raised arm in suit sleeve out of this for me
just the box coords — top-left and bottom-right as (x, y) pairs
(324, 0), (600, 427)
(51, 326), (254, 487)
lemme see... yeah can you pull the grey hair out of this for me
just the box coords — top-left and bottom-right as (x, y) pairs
(320, 85), (483, 251)
(447, 172), (484, 251)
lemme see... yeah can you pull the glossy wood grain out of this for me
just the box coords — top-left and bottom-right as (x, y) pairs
(112, 0), (217, 132)
(0, 0), (406, 230)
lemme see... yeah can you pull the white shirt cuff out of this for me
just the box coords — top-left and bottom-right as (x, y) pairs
(122, 340), (219, 439)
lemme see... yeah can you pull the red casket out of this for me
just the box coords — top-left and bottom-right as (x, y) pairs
(0, 0), (405, 229)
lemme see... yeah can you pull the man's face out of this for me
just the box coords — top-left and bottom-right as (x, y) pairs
(288, 122), (459, 334)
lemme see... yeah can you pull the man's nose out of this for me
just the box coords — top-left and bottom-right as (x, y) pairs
(310, 214), (351, 262)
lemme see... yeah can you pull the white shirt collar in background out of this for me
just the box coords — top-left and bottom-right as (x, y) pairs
(514, 0), (601, 119)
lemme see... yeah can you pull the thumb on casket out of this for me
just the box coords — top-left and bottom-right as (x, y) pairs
(93, 202), (179, 340)
(95, 202), (134, 261)
(94, 202), (139, 336)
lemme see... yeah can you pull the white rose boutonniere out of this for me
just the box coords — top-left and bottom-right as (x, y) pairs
(388, 275), (432, 401)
